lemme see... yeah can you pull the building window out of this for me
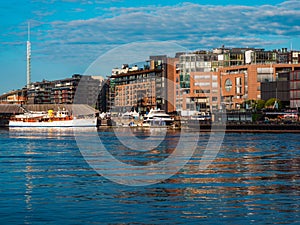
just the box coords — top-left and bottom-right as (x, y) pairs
(195, 82), (210, 87)
(225, 79), (232, 91)
(212, 82), (218, 88)
(212, 97), (218, 102)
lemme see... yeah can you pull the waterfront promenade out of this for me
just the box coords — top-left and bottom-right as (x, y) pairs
(1, 104), (300, 132)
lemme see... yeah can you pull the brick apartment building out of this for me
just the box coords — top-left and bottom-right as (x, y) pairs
(220, 64), (300, 109)
(109, 57), (169, 113)
(175, 52), (221, 113)
(108, 48), (300, 113)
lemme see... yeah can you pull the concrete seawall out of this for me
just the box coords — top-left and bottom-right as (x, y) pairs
(183, 122), (300, 133)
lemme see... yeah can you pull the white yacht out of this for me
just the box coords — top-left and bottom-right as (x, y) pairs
(143, 109), (174, 126)
(9, 109), (97, 127)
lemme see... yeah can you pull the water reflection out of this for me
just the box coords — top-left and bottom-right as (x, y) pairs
(9, 127), (97, 139)
(1, 129), (299, 224)
(99, 128), (179, 166)
(159, 134), (300, 222)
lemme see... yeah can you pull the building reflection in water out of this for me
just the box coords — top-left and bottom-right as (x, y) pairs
(162, 143), (300, 219)
(6, 128), (299, 223)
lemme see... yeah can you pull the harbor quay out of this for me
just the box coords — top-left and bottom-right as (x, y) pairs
(1, 103), (300, 132)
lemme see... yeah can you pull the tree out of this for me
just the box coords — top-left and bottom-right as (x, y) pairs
(265, 98), (282, 110)
(256, 100), (265, 110)
(243, 99), (265, 111)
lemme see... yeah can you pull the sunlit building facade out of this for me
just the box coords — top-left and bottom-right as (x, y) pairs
(220, 64), (300, 109)
(290, 70), (300, 108)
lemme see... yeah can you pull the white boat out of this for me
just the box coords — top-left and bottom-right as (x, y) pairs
(191, 112), (212, 121)
(143, 109), (174, 126)
(121, 110), (140, 119)
(9, 109), (97, 127)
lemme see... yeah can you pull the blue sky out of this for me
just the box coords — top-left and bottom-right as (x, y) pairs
(0, 0), (299, 94)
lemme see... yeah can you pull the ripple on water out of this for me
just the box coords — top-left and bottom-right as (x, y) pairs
(0, 128), (299, 224)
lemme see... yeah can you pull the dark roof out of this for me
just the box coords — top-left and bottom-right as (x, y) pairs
(0, 104), (24, 114)
(0, 104), (98, 115)
(24, 104), (98, 115)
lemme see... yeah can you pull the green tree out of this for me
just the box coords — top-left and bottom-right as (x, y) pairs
(243, 99), (265, 111)
(256, 100), (265, 110)
(265, 98), (282, 110)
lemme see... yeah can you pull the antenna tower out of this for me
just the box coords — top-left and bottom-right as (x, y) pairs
(27, 22), (31, 88)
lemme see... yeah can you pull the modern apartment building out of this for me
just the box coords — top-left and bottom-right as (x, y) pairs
(110, 68), (164, 113)
(166, 57), (179, 113)
(51, 75), (80, 104)
(176, 51), (223, 113)
(27, 74), (101, 106)
(27, 80), (54, 104)
(170, 48), (300, 112)
(109, 56), (175, 113)
(290, 70), (300, 108)
(51, 75), (103, 106)
(0, 89), (27, 104)
(1, 74), (103, 108)
(261, 72), (290, 108)
(291, 51), (300, 64)
(220, 64), (300, 109)
(185, 71), (220, 112)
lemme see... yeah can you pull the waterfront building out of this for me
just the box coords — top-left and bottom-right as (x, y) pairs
(109, 67), (162, 113)
(186, 71), (220, 112)
(51, 75), (80, 104)
(165, 57), (179, 113)
(51, 74), (102, 107)
(261, 72), (290, 108)
(0, 89), (27, 104)
(27, 80), (54, 104)
(2, 46), (300, 114)
(0, 75), (103, 108)
(220, 64), (300, 109)
(96, 79), (109, 113)
(109, 56), (175, 114)
(141, 48), (300, 113)
(291, 51), (300, 64)
(290, 70), (300, 109)
(26, 74), (101, 106)
(177, 52), (220, 113)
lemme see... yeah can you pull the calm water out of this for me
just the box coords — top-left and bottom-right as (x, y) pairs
(0, 127), (299, 224)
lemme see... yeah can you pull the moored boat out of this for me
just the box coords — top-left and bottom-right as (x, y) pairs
(143, 109), (174, 126)
(9, 109), (97, 127)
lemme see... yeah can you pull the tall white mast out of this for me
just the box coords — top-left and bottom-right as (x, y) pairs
(26, 22), (31, 88)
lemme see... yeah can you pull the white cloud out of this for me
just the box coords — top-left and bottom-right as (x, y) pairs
(32, 10), (56, 17)
(25, 1), (300, 68)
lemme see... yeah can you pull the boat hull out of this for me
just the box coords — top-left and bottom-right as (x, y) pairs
(9, 118), (97, 127)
